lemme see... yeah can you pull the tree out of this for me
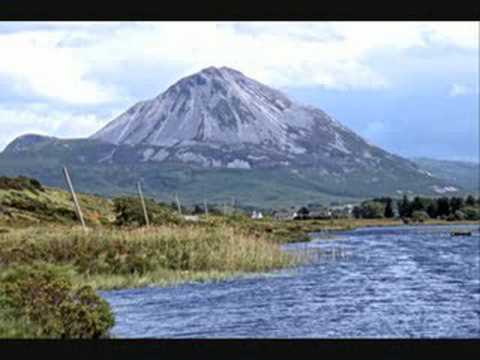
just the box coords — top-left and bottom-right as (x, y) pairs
(398, 195), (411, 218)
(384, 198), (394, 218)
(411, 196), (426, 212)
(436, 197), (450, 216)
(297, 206), (310, 219)
(360, 201), (385, 219)
(192, 204), (204, 214)
(352, 206), (362, 219)
(449, 197), (464, 213)
(465, 195), (476, 207)
(426, 202), (438, 218)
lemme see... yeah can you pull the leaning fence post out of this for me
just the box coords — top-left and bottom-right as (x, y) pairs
(204, 198), (208, 215)
(137, 181), (150, 227)
(175, 193), (182, 215)
(62, 166), (86, 232)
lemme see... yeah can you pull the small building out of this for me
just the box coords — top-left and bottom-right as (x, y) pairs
(272, 210), (295, 220)
(251, 211), (264, 220)
(308, 209), (332, 219)
(329, 204), (354, 218)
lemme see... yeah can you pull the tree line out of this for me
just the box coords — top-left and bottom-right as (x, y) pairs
(352, 195), (480, 221)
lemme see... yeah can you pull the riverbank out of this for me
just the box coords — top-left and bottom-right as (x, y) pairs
(228, 217), (479, 244)
(0, 218), (476, 338)
(0, 223), (298, 338)
(2, 217), (475, 291)
(101, 223), (480, 338)
(0, 225), (297, 290)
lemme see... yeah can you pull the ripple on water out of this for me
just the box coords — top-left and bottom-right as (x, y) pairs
(102, 224), (480, 338)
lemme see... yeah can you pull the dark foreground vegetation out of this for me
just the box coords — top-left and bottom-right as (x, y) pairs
(0, 176), (477, 338)
(0, 263), (114, 338)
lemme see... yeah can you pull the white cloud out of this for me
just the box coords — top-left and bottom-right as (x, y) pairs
(0, 21), (477, 106)
(0, 29), (122, 105)
(0, 104), (116, 150)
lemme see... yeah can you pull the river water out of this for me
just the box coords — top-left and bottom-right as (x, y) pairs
(100, 224), (480, 338)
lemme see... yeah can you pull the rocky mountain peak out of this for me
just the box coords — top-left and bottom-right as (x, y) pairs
(88, 66), (425, 176)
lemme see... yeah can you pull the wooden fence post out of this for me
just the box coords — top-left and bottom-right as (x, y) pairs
(175, 193), (182, 215)
(204, 198), (208, 215)
(137, 181), (150, 227)
(62, 166), (86, 232)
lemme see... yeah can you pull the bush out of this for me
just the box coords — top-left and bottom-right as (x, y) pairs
(113, 197), (182, 226)
(446, 213), (456, 221)
(411, 210), (430, 223)
(0, 176), (44, 194)
(358, 201), (385, 219)
(4, 194), (78, 223)
(463, 206), (480, 220)
(0, 263), (114, 338)
(454, 210), (465, 221)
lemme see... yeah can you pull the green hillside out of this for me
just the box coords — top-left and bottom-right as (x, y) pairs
(0, 136), (471, 208)
(412, 157), (479, 194)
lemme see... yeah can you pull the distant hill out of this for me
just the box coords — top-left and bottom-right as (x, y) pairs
(411, 157), (479, 194)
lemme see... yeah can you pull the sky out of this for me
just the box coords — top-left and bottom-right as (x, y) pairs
(0, 21), (478, 162)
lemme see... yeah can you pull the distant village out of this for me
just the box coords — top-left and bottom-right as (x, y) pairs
(269, 203), (355, 221)
(188, 194), (480, 222)
(187, 201), (358, 221)
(241, 203), (358, 221)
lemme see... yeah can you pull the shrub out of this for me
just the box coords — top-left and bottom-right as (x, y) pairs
(0, 263), (114, 338)
(4, 194), (78, 223)
(411, 210), (430, 223)
(454, 210), (465, 221)
(0, 176), (44, 194)
(446, 214), (456, 221)
(463, 206), (480, 220)
(358, 201), (385, 219)
(113, 197), (182, 226)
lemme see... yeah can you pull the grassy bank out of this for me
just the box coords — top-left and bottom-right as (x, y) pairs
(0, 225), (297, 291)
(203, 216), (479, 244)
(0, 224), (297, 338)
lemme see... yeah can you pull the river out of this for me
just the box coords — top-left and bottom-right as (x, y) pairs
(100, 224), (480, 338)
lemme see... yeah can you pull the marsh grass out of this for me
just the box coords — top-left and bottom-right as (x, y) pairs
(0, 224), (298, 290)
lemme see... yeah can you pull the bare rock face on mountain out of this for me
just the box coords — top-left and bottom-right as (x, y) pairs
(91, 66), (421, 176)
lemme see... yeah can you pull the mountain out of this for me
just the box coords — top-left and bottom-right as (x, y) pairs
(411, 157), (479, 194)
(90, 66), (422, 172)
(0, 66), (462, 207)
